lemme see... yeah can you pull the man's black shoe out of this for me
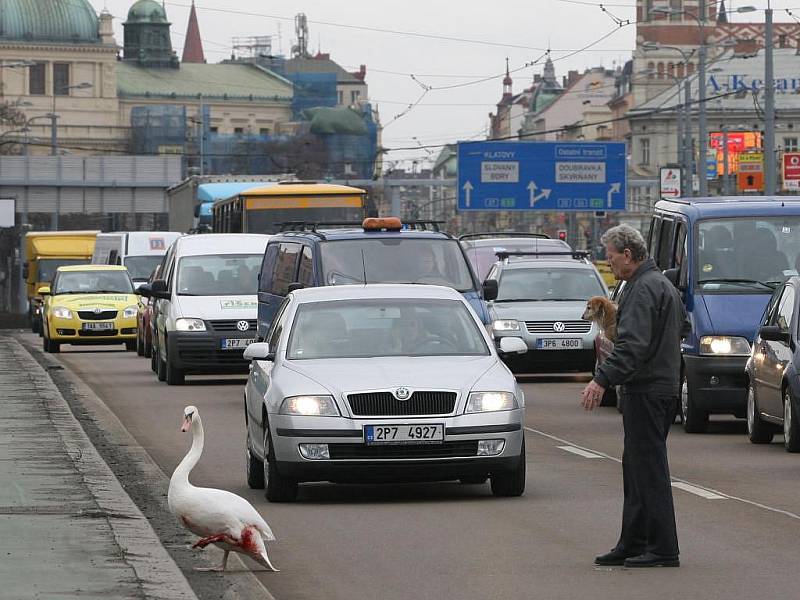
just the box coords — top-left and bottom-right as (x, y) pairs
(623, 552), (680, 568)
(594, 548), (641, 566)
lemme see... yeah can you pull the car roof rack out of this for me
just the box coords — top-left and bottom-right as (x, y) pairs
(459, 232), (549, 241)
(401, 220), (445, 232)
(495, 250), (590, 261)
(276, 220), (449, 238)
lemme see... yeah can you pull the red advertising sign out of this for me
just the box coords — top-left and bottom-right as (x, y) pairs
(783, 152), (800, 191)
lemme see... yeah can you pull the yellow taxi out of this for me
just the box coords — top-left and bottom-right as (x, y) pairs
(40, 265), (139, 353)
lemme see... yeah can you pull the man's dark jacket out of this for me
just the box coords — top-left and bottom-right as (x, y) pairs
(594, 258), (688, 395)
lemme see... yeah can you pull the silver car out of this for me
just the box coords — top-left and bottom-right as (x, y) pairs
(243, 284), (527, 502)
(486, 254), (609, 373)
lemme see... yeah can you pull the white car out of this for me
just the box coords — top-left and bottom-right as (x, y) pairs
(243, 284), (527, 502)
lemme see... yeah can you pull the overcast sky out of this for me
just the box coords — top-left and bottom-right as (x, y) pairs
(89, 1), (794, 170)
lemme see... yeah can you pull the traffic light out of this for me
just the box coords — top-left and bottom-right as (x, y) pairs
(558, 230), (567, 242)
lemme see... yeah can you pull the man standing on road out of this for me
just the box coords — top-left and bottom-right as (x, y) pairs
(581, 224), (686, 569)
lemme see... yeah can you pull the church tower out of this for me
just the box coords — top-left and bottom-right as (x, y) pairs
(181, 1), (205, 63)
(123, 0), (178, 68)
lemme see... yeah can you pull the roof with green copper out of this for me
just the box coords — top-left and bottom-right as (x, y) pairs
(0, 0), (99, 43)
(117, 62), (294, 101)
(126, 0), (168, 24)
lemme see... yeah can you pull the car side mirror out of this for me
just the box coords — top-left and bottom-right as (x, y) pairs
(151, 279), (170, 299)
(136, 283), (151, 298)
(243, 342), (274, 361)
(287, 282), (305, 293)
(759, 325), (791, 344)
(483, 279), (498, 301)
(499, 336), (527, 355)
(37, 286), (51, 296)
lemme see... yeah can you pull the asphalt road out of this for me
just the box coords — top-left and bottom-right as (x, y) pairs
(31, 335), (800, 600)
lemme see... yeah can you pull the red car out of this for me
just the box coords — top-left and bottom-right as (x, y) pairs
(136, 263), (161, 358)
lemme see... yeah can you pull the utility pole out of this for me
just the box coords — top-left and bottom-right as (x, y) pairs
(765, 3), (777, 195)
(684, 80), (694, 196)
(698, 0), (708, 197)
(722, 125), (731, 195)
(198, 93), (205, 176)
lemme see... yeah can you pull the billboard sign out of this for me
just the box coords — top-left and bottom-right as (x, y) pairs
(660, 167), (681, 199)
(783, 152), (800, 191)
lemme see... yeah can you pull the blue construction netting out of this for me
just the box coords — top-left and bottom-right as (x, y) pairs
(285, 72), (337, 117)
(130, 105), (187, 155)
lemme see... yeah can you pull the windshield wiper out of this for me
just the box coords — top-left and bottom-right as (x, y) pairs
(697, 278), (774, 290)
(177, 292), (199, 296)
(495, 298), (542, 302)
(93, 290), (128, 294)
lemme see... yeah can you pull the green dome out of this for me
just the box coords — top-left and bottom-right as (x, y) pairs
(0, 0), (99, 43)
(126, 0), (168, 24)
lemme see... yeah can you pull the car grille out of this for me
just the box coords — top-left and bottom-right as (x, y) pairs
(347, 391), (457, 416)
(209, 319), (257, 332)
(525, 320), (591, 334)
(176, 339), (248, 365)
(78, 310), (118, 320)
(328, 440), (478, 460)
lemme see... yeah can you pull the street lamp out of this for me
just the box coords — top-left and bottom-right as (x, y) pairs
(49, 81), (92, 156)
(650, 4), (756, 197)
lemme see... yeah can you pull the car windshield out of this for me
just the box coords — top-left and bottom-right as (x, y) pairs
(36, 258), (89, 282)
(463, 239), (571, 280)
(287, 298), (490, 359)
(697, 217), (800, 292)
(124, 255), (163, 281)
(320, 239), (475, 292)
(496, 267), (605, 302)
(53, 270), (133, 294)
(177, 254), (262, 296)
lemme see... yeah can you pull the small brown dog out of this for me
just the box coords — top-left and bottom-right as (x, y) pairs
(582, 296), (617, 342)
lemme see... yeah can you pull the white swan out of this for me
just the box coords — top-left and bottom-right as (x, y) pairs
(168, 405), (279, 572)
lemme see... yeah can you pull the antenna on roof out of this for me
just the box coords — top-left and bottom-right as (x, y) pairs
(360, 249), (368, 286)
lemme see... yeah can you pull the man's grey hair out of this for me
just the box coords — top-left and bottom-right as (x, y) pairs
(601, 224), (648, 262)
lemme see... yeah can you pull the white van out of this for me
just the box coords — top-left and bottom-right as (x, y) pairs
(142, 233), (270, 385)
(92, 231), (183, 285)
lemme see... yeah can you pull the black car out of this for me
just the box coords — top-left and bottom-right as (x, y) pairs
(745, 276), (800, 452)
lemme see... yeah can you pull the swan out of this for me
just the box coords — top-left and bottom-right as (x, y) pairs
(168, 405), (279, 572)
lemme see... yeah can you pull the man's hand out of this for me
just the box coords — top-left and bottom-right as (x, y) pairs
(581, 380), (606, 411)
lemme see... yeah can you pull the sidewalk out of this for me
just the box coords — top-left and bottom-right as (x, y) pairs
(0, 334), (198, 600)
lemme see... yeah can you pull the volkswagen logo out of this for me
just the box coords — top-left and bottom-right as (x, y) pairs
(236, 320), (250, 332)
(552, 321), (566, 333)
(394, 387), (412, 401)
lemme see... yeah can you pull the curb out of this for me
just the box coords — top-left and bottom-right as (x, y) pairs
(15, 333), (276, 600)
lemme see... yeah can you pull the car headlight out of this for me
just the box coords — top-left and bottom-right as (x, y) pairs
(175, 318), (206, 331)
(52, 306), (73, 319)
(493, 319), (520, 332)
(279, 395), (339, 416)
(122, 305), (138, 319)
(699, 336), (751, 356)
(466, 391), (518, 413)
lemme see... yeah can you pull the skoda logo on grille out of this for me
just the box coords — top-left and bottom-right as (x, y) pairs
(553, 321), (566, 333)
(394, 387), (411, 401)
(236, 320), (250, 332)
(93, 308), (103, 314)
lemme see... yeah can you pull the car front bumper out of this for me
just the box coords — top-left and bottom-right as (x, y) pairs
(48, 315), (137, 344)
(269, 410), (525, 483)
(167, 330), (255, 374)
(684, 354), (748, 415)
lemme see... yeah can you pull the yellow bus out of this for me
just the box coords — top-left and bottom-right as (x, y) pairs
(212, 182), (368, 234)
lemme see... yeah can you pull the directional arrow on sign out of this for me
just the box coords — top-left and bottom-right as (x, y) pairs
(607, 182), (621, 208)
(463, 180), (473, 208)
(528, 181), (552, 207)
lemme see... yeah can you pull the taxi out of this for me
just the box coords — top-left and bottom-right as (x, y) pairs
(40, 265), (139, 353)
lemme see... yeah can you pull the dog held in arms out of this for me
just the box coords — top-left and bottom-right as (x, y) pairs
(582, 296), (617, 342)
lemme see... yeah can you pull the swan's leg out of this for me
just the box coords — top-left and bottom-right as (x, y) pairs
(193, 550), (230, 572)
(192, 533), (229, 549)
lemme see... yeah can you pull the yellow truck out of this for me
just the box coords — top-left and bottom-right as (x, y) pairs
(25, 231), (99, 333)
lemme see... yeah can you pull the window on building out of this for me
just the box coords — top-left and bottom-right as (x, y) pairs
(234, 127), (244, 135)
(337, 90), (343, 104)
(780, 34), (788, 48)
(350, 89), (360, 104)
(53, 63), (70, 95)
(669, 0), (682, 21)
(640, 138), (651, 165)
(785, 138), (799, 151)
(259, 127), (270, 135)
(644, 0), (654, 21)
(29, 62), (45, 95)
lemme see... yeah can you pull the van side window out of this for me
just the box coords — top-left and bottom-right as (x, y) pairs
(648, 216), (662, 259)
(297, 246), (314, 287)
(260, 244), (279, 293)
(674, 221), (688, 285)
(271, 243), (301, 295)
(657, 218), (676, 270)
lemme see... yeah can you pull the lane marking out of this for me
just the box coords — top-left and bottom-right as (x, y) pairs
(557, 445), (604, 459)
(671, 481), (727, 500)
(523, 426), (800, 521)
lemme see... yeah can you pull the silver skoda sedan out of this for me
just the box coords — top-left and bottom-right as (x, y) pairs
(243, 284), (527, 502)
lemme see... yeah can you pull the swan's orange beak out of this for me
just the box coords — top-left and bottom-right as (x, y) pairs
(181, 416), (192, 433)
